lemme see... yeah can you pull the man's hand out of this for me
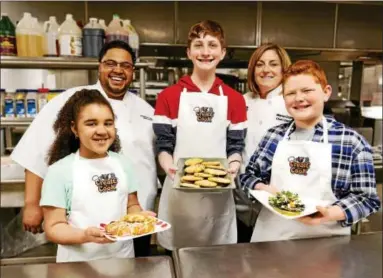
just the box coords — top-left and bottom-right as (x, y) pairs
(23, 203), (44, 234)
(297, 205), (346, 226)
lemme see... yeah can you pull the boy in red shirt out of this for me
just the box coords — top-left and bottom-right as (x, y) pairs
(153, 20), (247, 251)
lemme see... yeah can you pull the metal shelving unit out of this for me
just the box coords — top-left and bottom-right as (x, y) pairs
(0, 56), (155, 99)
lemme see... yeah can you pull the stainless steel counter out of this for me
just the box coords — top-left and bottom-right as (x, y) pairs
(174, 233), (382, 278)
(1, 256), (175, 278)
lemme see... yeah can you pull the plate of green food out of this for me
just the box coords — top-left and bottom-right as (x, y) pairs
(250, 190), (322, 219)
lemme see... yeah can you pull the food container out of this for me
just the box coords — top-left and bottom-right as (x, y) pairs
(173, 157), (236, 192)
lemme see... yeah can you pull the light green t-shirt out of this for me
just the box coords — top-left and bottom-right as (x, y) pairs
(40, 152), (138, 217)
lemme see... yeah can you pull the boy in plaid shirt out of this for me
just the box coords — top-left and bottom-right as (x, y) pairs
(240, 60), (380, 242)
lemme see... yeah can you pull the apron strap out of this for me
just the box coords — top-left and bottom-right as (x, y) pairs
(218, 85), (224, 96)
(282, 116), (329, 143)
(182, 87), (187, 94)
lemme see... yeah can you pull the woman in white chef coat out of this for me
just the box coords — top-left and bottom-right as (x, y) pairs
(243, 43), (293, 165)
(153, 20), (247, 251)
(236, 43), (292, 243)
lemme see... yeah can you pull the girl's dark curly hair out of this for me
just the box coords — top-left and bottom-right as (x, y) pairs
(47, 89), (121, 165)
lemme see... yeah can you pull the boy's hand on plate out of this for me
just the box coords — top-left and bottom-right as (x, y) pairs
(297, 205), (346, 225)
(227, 161), (241, 178)
(137, 210), (157, 217)
(84, 227), (113, 244)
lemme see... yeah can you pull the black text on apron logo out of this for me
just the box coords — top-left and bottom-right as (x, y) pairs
(288, 156), (311, 176)
(194, 106), (215, 122)
(92, 173), (118, 193)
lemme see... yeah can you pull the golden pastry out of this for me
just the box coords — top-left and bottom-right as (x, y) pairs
(204, 168), (227, 176)
(121, 213), (146, 223)
(208, 177), (231, 184)
(206, 165), (226, 170)
(184, 164), (205, 174)
(202, 161), (221, 166)
(181, 175), (203, 182)
(194, 172), (213, 178)
(195, 180), (217, 187)
(184, 158), (204, 166)
(180, 182), (200, 188)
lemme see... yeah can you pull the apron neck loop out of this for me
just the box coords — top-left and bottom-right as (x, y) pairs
(182, 87), (187, 94)
(218, 85), (224, 96)
(283, 116), (329, 143)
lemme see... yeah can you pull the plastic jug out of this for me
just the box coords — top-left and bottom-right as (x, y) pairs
(99, 19), (107, 31)
(105, 14), (128, 43)
(83, 17), (104, 57)
(43, 16), (59, 56)
(30, 17), (44, 57)
(0, 13), (17, 56)
(59, 14), (82, 57)
(123, 19), (139, 60)
(16, 12), (32, 57)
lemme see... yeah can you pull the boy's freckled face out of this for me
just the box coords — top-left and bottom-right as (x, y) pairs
(283, 74), (331, 123)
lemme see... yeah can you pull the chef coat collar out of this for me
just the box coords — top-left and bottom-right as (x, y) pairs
(95, 81), (130, 102)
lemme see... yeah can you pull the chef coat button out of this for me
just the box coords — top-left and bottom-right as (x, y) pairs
(268, 100), (272, 105)
(259, 120), (262, 125)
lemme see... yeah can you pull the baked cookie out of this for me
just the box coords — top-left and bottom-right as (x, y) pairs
(195, 180), (217, 187)
(208, 177), (231, 184)
(202, 161), (221, 166)
(121, 213), (146, 223)
(181, 175), (203, 182)
(184, 164), (205, 174)
(204, 168), (227, 176)
(185, 158), (204, 166)
(206, 165), (226, 170)
(180, 182), (200, 188)
(194, 172), (213, 178)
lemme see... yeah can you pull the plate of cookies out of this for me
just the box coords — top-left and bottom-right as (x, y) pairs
(99, 213), (171, 241)
(173, 157), (235, 192)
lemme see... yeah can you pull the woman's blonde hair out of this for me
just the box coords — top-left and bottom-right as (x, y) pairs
(247, 43), (291, 97)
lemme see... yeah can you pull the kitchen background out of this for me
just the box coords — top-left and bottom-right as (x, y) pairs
(0, 1), (382, 261)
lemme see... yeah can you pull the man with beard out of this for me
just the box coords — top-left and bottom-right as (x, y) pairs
(11, 40), (157, 257)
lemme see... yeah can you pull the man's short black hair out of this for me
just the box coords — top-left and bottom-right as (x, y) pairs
(98, 40), (136, 64)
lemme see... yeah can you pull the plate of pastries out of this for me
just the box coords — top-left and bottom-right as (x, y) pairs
(100, 213), (171, 241)
(173, 158), (235, 192)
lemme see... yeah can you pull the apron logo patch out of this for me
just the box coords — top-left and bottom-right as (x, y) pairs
(194, 106), (215, 122)
(288, 156), (311, 176)
(92, 173), (118, 193)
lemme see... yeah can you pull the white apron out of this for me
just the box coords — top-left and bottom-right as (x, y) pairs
(157, 86), (237, 250)
(56, 152), (134, 262)
(251, 117), (350, 242)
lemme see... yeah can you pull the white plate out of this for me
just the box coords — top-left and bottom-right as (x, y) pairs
(100, 219), (171, 242)
(249, 190), (325, 220)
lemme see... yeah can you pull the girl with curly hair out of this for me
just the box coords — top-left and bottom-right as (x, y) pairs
(40, 89), (151, 262)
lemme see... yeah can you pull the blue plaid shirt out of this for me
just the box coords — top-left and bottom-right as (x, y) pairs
(239, 116), (381, 227)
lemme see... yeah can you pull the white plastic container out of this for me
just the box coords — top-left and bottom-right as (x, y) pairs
(123, 19), (139, 60)
(43, 16), (59, 56)
(83, 17), (104, 57)
(15, 89), (26, 118)
(99, 19), (107, 31)
(16, 12), (32, 57)
(26, 89), (38, 117)
(37, 88), (49, 112)
(4, 90), (15, 118)
(59, 14), (82, 57)
(105, 14), (129, 43)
